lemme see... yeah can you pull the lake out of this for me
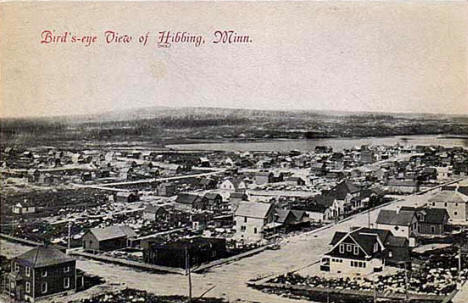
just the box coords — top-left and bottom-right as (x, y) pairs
(167, 135), (468, 152)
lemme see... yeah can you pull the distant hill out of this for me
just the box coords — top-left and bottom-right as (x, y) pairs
(1, 106), (467, 147)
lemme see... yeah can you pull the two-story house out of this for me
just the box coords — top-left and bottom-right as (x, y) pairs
(234, 202), (275, 242)
(321, 227), (410, 275)
(6, 245), (76, 302)
(375, 208), (418, 246)
(427, 190), (468, 223)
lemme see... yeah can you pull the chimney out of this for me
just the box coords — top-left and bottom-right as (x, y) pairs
(396, 206), (401, 214)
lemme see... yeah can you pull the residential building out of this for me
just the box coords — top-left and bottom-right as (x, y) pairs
(321, 227), (410, 275)
(142, 205), (169, 222)
(427, 190), (468, 222)
(6, 245), (76, 302)
(234, 202), (275, 242)
(375, 208), (418, 246)
(82, 225), (137, 251)
(141, 237), (227, 268)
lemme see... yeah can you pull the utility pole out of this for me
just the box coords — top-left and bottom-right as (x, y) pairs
(373, 278), (377, 303)
(368, 207), (371, 228)
(458, 244), (462, 288)
(185, 246), (192, 303)
(404, 262), (409, 303)
(67, 221), (72, 251)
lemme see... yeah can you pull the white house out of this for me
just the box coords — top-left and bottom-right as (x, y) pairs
(234, 202), (275, 242)
(219, 178), (247, 192)
(427, 190), (468, 223)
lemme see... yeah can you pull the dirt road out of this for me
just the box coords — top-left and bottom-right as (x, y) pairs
(0, 188), (448, 303)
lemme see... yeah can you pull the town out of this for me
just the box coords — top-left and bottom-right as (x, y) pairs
(1, 135), (468, 303)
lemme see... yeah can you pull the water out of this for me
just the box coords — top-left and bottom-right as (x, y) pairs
(167, 135), (468, 152)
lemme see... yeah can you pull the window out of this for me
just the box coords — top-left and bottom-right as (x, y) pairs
(244, 217), (247, 223)
(14, 263), (19, 272)
(456, 203), (458, 207)
(374, 242), (379, 253)
(388, 251), (393, 258)
(41, 270), (47, 277)
(394, 226), (399, 231)
(431, 226), (436, 233)
(64, 266), (70, 273)
(346, 244), (352, 252)
(25, 266), (30, 277)
(41, 282), (47, 294)
(26, 282), (31, 293)
(240, 226), (246, 232)
(444, 203), (448, 207)
(64, 277), (70, 289)
(353, 246), (359, 255)
(432, 202), (435, 206)
(254, 227), (258, 234)
(454, 212), (458, 216)
(339, 244), (344, 253)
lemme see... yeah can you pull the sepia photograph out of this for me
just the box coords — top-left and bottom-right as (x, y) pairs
(0, 1), (467, 303)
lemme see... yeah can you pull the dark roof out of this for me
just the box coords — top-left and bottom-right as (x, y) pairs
(327, 181), (360, 200)
(329, 227), (407, 257)
(313, 194), (335, 208)
(15, 246), (75, 268)
(144, 204), (167, 214)
(416, 208), (448, 224)
(230, 192), (247, 199)
(274, 209), (295, 224)
(152, 237), (225, 250)
(329, 232), (347, 245)
(376, 209), (416, 226)
(176, 193), (202, 205)
(87, 225), (137, 241)
(204, 192), (222, 200)
(290, 210), (307, 221)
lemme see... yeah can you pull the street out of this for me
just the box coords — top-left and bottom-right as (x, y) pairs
(1, 186), (445, 303)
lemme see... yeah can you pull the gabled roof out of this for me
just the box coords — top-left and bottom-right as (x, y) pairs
(274, 209), (295, 224)
(327, 181), (360, 200)
(234, 202), (273, 219)
(87, 225), (137, 242)
(313, 194), (335, 208)
(144, 204), (167, 214)
(176, 193), (202, 205)
(222, 177), (245, 189)
(15, 246), (75, 268)
(290, 210), (307, 221)
(329, 232), (347, 245)
(428, 191), (468, 204)
(204, 192), (222, 200)
(411, 207), (448, 224)
(376, 209), (416, 226)
(328, 227), (407, 258)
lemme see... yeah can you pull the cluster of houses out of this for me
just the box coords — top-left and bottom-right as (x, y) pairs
(2, 143), (468, 301)
(320, 182), (468, 275)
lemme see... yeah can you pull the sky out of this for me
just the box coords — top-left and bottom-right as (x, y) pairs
(1, 1), (467, 118)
